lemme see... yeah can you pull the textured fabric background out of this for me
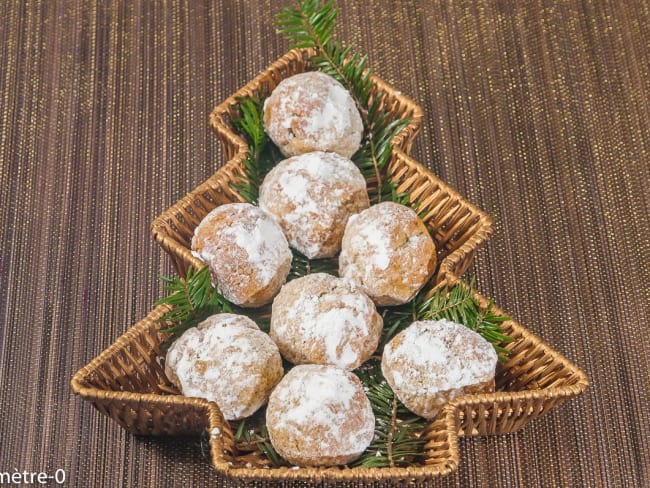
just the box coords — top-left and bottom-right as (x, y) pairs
(1, 1), (649, 486)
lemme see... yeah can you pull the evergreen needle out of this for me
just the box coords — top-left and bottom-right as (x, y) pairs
(230, 97), (276, 204)
(276, 0), (412, 204)
(382, 278), (515, 361)
(154, 266), (232, 348)
(352, 360), (427, 468)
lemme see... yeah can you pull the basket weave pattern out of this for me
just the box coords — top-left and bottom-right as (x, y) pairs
(72, 49), (588, 483)
(150, 49), (493, 282)
(70, 273), (587, 483)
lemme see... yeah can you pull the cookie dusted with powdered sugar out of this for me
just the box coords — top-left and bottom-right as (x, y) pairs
(263, 71), (364, 158)
(270, 273), (382, 370)
(165, 314), (283, 421)
(266, 365), (375, 466)
(381, 319), (498, 419)
(339, 201), (436, 306)
(191, 203), (292, 307)
(259, 151), (369, 259)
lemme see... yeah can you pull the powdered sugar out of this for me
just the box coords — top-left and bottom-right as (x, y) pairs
(165, 313), (283, 420)
(222, 213), (286, 285)
(267, 365), (375, 462)
(259, 152), (369, 259)
(309, 303), (365, 367)
(339, 201), (436, 306)
(300, 84), (351, 136)
(353, 219), (392, 271)
(382, 319), (497, 396)
(270, 273), (382, 370)
(191, 203), (292, 306)
(263, 71), (363, 158)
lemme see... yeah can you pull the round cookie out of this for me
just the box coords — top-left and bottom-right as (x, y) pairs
(381, 319), (498, 419)
(165, 313), (283, 421)
(263, 71), (364, 158)
(266, 365), (375, 466)
(259, 151), (369, 259)
(270, 273), (382, 370)
(191, 202), (292, 307)
(339, 201), (436, 306)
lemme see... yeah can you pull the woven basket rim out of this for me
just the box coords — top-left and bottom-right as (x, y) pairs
(207, 48), (425, 165)
(69, 304), (459, 481)
(445, 273), (589, 398)
(70, 304), (588, 415)
(150, 145), (494, 280)
(151, 49), (493, 282)
(70, 273), (588, 482)
(118, 47), (588, 482)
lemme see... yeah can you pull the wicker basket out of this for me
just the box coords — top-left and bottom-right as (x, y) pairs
(73, 49), (588, 483)
(150, 49), (493, 281)
(70, 272), (587, 484)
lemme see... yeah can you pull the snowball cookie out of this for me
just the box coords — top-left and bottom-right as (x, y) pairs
(266, 365), (375, 466)
(165, 313), (284, 421)
(191, 203), (292, 307)
(270, 273), (382, 370)
(263, 71), (364, 158)
(259, 151), (370, 259)
(381, 319), (498, 419)
(339, 202), (437, 306)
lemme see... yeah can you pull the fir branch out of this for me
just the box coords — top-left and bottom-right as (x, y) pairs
(230, 97), (278, 204)
(276, 1), (411, 204)
(288, 249), (339, 281)
(156, 266), (275, 339)
(234, 410), (286, 467)
(352, 360), (427, 468)
(232, 97), (267, 149)
(155, 266), (232, 348)
(382, 278), (514, 361)
(276, 1), (338, 51)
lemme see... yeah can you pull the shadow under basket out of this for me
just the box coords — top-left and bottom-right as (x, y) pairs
(70, 272), (588, 484)
(150, 48), (493, 283)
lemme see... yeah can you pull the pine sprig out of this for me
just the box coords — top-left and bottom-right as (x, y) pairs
(288, 250), (339, 281)
(232, 97), (267, 149)
(353, 360), (427, 468)
(276, 1), (411, 204)
(234, 410), (285, 467)
(352, 117), (411, 203)
(157, 266), (274, 337)
(230, 97), (278, 204)
(382, 279), (514, 361)
(276, 1), (339, 51)
(155, 266), (232, 348)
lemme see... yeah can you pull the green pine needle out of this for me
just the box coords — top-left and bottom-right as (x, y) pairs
(155, 266), (232, 349)
(289, 250), (339, 281)
(234, 410), (286, 467)
(275, 0), (412, 204)
(352, 360), (427, 468)
(230, 97), (278, 204)
(381, 278), (515, 361)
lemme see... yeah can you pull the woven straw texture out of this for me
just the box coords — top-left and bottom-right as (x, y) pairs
(2, 1), (649, 487)
(69, 271), (586, 484)
(151, 48), (493, 286)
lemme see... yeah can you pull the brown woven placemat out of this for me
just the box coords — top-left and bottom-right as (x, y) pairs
(1, 1), (648, 486)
